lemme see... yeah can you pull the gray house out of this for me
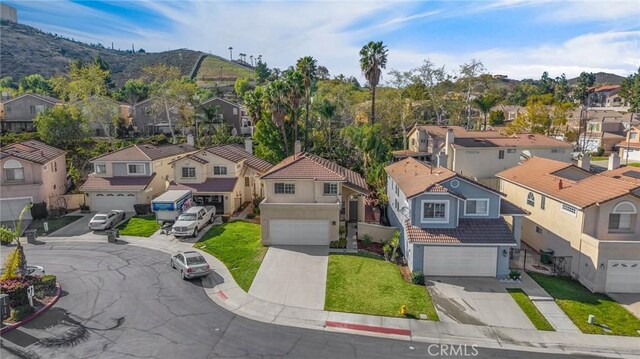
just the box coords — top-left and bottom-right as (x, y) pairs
(0, 94), (61, 133)
(131, 98), (176, 136)
(385, 157), (528, 278)
(200, 97), (253, 137)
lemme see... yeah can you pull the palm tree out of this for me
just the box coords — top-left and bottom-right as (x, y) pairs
(473, 94), (498, 130)
(198, 105), (221, 147)
(359, 41), (388, 125)
(284, 70), (305, 148)
(249, 55), (254, 67)
(228, 47), (233, 60)
(296, 56), (318, 151)
(266, 80), (290, 155)
(243, 88), (264, 126)
(318, 98), (336, 159)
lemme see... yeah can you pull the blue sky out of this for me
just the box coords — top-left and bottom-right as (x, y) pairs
(7, 1), (640, 81)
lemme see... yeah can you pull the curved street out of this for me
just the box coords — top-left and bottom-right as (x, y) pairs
(1, 242), (581, 359)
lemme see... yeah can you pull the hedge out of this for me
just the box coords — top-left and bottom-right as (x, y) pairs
(134, 204), (151, 215)
(0, 277), (30, 307)
(35, 274), (57, 297)
(30, 201), (48, 220)
(10, 305), (35, 322)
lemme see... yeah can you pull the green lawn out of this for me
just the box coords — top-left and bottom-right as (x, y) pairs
(116, 215), (160, 237)
(590, 156), (608, 161)
(325, 254), (438, 320)
(628, 162), (640, 167)
(195, 221), (266, 292)
(27, 216), (83, 236)
(507, 288), (555, 331)
(528, 272), (640, 336)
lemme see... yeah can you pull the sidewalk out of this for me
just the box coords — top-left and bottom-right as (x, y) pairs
(30, 234), (640, 358)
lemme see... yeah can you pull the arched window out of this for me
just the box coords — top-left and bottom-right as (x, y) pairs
(3, 160), (24, 181)
(526, 192), (535, 207)
(609, 201), (637, 232)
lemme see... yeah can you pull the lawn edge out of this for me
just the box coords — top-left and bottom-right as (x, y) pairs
(506, 288), (555, 331)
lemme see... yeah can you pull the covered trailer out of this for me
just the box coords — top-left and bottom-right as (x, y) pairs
(151, 190), (192, 223)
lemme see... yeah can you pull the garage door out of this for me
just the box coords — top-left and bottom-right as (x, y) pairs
(424, 246), (497, 277)
(606, 260), (640, 293)
(92, 193), (138, 212)
(0, 197), (33, 220)
(269, 220), (330, 245)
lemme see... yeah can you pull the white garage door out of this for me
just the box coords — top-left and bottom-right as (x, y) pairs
(606, 260), (640, 293)
(92, 193), (138, 212)
(424, 246), (497, 277)
(269, 220), (330, 245)
(0, 197), (33, 221)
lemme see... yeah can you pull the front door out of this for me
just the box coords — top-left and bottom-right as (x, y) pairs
(348, 200), (358, 222)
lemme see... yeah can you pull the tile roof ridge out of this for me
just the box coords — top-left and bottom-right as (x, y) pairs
(132, 144), (153, 160)
(305, 152), (347, 180)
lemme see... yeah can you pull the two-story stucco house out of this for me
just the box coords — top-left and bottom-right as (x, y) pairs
(0, 94), (62, 133)
(0, 140), (67, 220)
(131, 98), (176, 136)
(386, 158), (527, 278)
(80, 143), (195, 212)
(167, 142), (272, 215)
(497, 157), (640, 293)
(199, 97), (253, 137)
(259, 152), (368, 246)
(618, 125), (640, 162)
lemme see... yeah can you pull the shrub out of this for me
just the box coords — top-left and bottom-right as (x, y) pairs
(30, 201), (48, 220)
(252, 196), (264, 208)
(253, 206), (260, 215)
(339, 225), (346, 235)
(10, 305), (35, 322)
(1, 248), (23, 280)
(246, 213), (256, 219)
(35, 274), (57, 297)
(596, 147), (605, 157)
(0, 226), (15, 245)
(0, 277), (30, 307)
(382, 243), (392, 261)
(79, 203), (90, 213)
(133, 204), (151, 215)
(329, 239), (347, 249)
(362, 234), (372, 246)
(489, 110), (505, 126)
(508, 270), (522, 280)
(411, 271), (425, 285)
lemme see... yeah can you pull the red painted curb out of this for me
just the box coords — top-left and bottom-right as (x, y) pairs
(326, 321), (411, 336)
(217, 290), (228, 300)
(0, 284), (62, 335)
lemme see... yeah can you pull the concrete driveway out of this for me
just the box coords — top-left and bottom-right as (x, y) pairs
(609, 293), (640, 319)
(49, 212), (132, 237)
(249, 245), (328, 310)
(427, 277), (535, 329)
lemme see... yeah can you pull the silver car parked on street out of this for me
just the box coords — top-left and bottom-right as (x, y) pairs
(170, 251), (211, 280)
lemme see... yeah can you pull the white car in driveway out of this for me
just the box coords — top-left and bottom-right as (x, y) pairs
(88, 210), (125, 231)
(172, 206), (215, 237)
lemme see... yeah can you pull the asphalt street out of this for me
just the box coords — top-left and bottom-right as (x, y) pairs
(1, 242), (593, 359)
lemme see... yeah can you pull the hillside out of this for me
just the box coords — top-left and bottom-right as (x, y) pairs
(0, 20), (216, 87)
(194, 54), (255, 87)
(567, 72), (627, 86)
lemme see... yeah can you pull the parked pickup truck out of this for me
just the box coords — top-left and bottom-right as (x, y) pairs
(172, 206), (216, 237)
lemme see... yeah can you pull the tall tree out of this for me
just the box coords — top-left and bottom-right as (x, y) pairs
(553, 74), (570, 103)
(114, 79), (149, 106)
(473, 94), (499, 130)
(197, 105), (221, 147)
(243, 87), (264, 126)
(414, 60), (449, 124)
(458, 59), (486, 128)
(619, 66), (640, 113)
(34, 105), (88, 149)
(266, 79), (291, 155)
(359, 41), (388, 125)
(18, 74), (52, 96)
(317, 66), (330, 80)
(254, 60), (271, 84)
(573, 71), (596, 105)
(296, 56), (318, 150)
(507, 94), (573, 136)
(284, 69), (305, 148)
(234, 77), (250, 98)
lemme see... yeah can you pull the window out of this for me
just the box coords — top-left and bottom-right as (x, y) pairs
(323, 183), (338, 195)
(4, 160), (24, 181)
(561, 203), (577, 216)
(213, 166), (227, 175)
(127, 163), (146, 175)
(29, 105), (35, 114)
(245, 177), (250, 186)
(608, 201), (637, 232)
(420, 138), (426, 143)
(53, 161), (57, 172)
(507, 148), (516, 153)
(421, 200), (448, 223)
(5, 105), (10, 113)
(541, 195), (546, 210)
(233, 108), (238, 115)
(411, 138), (416, 145)
(464, 199), (489, 216)
(95, 163), (107, 174)
(551, 149), (566, 153)
(181, 167), (196, 178)
(536, 226), (542, 234)
(498, 150), (505, 159)
(274, 183), (295, 194)
(395, 199), (399, 211)
(631, 132), (638, 140)
(526, 192), (535, 207)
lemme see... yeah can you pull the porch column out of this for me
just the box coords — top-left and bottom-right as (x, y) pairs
(512, 216), (522, 248)
(357, 194), (365, 222)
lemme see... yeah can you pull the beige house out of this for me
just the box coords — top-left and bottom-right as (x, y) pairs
(80, 143), (195, 212)
(167, 142), (272, 215)
(497, 157), (640, 293)
(618, 126), (640, 162)
(259, 152), (368, 246)
(1, 140), (67, 220)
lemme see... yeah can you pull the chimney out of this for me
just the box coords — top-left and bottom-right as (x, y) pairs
(608, 152), (620, 170)
(578, 154), (591, 171)
(244, 138), (253, 154)
(558, 179), (563, 190)
(445, 128), (454, 156)
(294, 140), (302, 155)
(186, 133), (194, 146)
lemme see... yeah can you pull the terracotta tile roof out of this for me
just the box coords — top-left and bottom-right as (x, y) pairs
(599, 166), (640, 185)
(184, 154), (209, 164)
(168, 178), (238, 193)
(453, 134), (572, 148)
(500, 199), (530, 216)
(593, 85), (620, 92)
(428, 183), (466, 199)
(261, 152), (368, 193)
(92, 144), (196, 162)
(206, 144), (273, 173)
(391, 150), (431, 156)
(496, 157), (640, 208)
(385, 158), (457, 198)
(411, 125), (501, 139)
(405, 218), (516, 245)
(80, 174), (156, 191)
(618, 142), (640, 149)
(0, 140), (65, 164)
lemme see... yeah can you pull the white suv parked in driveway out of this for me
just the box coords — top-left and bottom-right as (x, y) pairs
(172, 206), (216, 237)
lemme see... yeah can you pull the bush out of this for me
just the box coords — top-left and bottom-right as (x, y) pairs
(133, 204), (151, 215)
(30, 201), (48, 220)
(362, 234), (372, 246)
(252, 196), (264, 208)
(35, 274), (57, 297)
(508, 270), (522, 280)
(0, 277), (30, 307)
(329, 239), (347, 249)
(79, 203), (90, 213)
(596, 147), (605, 157)
(10, 305), (35, 322)
(489, 110), (505, 126)
(411, 271), (425, 285)
(0, 226), (15, 245)
(246, 213), (256, 219)
(253, 206), (260, 215)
